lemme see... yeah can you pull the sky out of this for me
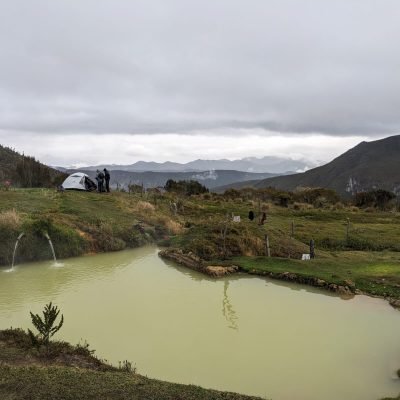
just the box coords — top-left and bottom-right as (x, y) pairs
(0, 0), (399, 167)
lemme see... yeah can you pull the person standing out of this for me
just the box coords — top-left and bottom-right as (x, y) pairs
(96, 169), (105, 193)
(104, 168), (111, 192)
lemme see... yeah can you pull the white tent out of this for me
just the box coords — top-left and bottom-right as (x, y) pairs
(61, 172), (97, 191)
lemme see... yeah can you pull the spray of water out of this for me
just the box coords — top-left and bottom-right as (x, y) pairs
(44, 232), (57, 263)
(10, 232), (25, 269)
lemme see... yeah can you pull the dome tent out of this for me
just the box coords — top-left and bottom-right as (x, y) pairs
(61, 172), (97, 191)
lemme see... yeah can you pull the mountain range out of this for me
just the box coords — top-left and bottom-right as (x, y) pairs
(218, 135), (400, 196)
(64, 156), (315, 174)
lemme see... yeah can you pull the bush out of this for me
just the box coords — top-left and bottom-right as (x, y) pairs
(28, 302), (64, 347)
(136, 201), (155, 212)
(165, 179), (208, 196)
(293, 202), (313, 211)
(354, 189), (396, 210)
(0, 209), (21, 227)
(94, 221), (126, 252)
(293, 187), (340, 205)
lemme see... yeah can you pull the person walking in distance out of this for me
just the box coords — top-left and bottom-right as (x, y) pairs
(104, 168), (111, 192)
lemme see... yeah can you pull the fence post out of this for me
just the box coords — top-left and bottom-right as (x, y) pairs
(310, 239), (315, 259)
(346, 218), (350, 241)
(265, 234), (271, 258)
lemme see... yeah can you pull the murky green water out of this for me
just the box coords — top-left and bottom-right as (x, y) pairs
(1, 246), (400, 400)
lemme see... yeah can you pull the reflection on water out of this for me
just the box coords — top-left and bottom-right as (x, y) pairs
(222, 280), (238, 331)
(0, 245), (400, 400)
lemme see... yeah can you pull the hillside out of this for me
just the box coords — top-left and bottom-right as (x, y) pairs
(212, 179), (263, 193)
(70, 169), (278, 190)
(253, 135), (400, 196)
(0, 145), (66, 188)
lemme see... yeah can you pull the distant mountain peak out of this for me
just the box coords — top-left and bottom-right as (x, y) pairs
(253, 135), (400, 196)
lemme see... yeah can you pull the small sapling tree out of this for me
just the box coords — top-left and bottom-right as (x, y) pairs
(28, 302), (64, 347)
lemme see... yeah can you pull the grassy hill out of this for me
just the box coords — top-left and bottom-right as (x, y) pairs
(0, 145), (66, 188)
(253, 135), (400, 196)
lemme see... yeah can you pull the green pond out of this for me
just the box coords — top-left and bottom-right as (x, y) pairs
(1, 245), (400, 400)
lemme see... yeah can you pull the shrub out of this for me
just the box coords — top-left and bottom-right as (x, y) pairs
(136, 201), (155, 212)
(164, 218), (184, 235)
(28, 302), (64, 347)
(95, 221), (126, 252)
(354, 189), (396, 210)
(165, 179), (208, 196)
(293, 202), (313, 211)
(331, 202), (344, 210)
(0, 209), (21, 228)
(293, 187), (340, 205)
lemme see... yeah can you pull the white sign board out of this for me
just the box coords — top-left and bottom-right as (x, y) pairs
(302, 254), (311, 260)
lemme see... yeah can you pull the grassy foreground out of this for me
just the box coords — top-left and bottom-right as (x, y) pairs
(0, 329), (261, 400)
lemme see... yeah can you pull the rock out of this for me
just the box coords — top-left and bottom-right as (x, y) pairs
(159, 249), (238, 277)
(280, 272), (297, 280)
(337, 285), (353, 295)
(389, 298), (400, 309)
(315, 279), (326, 287)
(344, 279), (355, 288)
(205, 265), (239, 277)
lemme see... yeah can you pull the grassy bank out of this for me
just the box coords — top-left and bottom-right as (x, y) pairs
(1, 188), (400, 299)
(0, 329), (262, 400)
(233, 252), (400, 298)
(0, 189), (181, 265)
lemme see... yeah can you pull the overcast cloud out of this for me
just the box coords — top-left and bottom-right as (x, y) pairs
(0, 0), (399, 165)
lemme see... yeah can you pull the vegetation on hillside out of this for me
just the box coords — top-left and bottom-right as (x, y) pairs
(0, 144), (66, 188)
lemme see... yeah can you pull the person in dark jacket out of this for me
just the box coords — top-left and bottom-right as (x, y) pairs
(103, 168), (111, 192)
(96, 169), (105, 193)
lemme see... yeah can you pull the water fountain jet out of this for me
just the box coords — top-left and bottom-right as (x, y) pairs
(10, 232), (25, 270)
(44, 232), (57, 263)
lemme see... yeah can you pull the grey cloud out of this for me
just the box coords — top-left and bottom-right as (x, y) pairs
(0, 0), (400, 137)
